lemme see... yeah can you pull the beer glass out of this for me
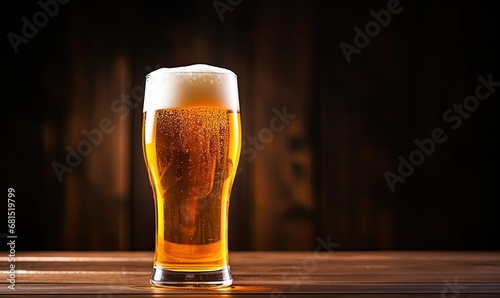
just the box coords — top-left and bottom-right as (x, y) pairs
(142, 64), (241, 287)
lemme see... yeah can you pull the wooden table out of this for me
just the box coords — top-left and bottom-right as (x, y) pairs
(1, 251), (499, 297)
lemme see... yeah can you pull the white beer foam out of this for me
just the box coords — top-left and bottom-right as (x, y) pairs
(143, 64), (239, 112)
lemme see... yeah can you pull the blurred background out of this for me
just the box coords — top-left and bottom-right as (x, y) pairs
(1, 0), (498, 252)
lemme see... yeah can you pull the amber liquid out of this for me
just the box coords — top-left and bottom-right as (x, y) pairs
(143, 107), (241, 272)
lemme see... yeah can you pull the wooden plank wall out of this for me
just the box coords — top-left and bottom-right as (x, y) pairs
(59, 2), (134, 250)
(7, 0), (497, 252)
(251, 2), (316, 250)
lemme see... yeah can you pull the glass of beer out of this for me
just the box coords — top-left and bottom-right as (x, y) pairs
(142, 64), (241, 287)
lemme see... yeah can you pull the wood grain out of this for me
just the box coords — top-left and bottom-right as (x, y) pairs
(1, 251), (499, 296)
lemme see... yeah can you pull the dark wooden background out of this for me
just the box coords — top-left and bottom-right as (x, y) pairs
(1, 0), (498, 252)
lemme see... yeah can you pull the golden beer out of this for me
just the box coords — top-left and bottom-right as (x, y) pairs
(142, 65), (241, 286)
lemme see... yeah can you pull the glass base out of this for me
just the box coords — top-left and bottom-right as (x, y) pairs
(150, 266), (232, 287)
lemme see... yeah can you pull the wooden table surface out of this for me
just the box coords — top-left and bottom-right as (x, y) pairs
(1, 251), (499, 297)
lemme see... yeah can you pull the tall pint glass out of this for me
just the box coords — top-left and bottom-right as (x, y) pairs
(142, 64), (241, 287)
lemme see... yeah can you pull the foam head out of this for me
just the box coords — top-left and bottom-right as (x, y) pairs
(143, 64), (239, 112)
